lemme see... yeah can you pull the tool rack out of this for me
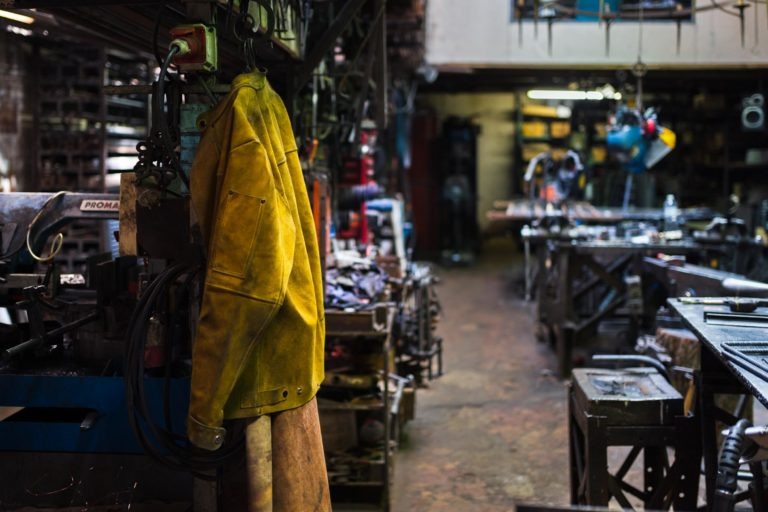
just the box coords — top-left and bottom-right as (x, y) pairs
(393, 265), (443, 385)
(319, 304), (397, 511)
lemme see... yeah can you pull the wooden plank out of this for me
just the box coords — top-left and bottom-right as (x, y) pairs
(0, 406), (23, 422)
(119, 173), (137, 256)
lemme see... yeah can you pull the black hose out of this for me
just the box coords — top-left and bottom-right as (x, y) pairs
(713, 418), (752, 512)
(154, 45), (190, 191)
(152, 1), (169, 68)
(124, 263), (244, 478)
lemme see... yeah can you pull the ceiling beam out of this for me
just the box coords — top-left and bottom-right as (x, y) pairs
(295, 0), (369, 90)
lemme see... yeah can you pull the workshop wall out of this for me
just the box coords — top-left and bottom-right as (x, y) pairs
(421, 93), (516, 230)
(426, 1), (768, 68)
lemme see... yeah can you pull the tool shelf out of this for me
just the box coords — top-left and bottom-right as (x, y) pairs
(33, 42), (149, 273)
(320, 304), (396, 511)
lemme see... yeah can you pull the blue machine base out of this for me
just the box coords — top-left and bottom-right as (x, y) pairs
(0, 374), (189, 453)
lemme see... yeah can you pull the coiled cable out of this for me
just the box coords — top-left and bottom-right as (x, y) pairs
(124, 263), (244, 479)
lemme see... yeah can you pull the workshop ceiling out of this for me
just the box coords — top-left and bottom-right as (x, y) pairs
(1, 3), (276, 75)
(422, 66), (767, 95)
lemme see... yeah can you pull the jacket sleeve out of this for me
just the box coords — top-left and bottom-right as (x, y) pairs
(186, 104), (296, 450)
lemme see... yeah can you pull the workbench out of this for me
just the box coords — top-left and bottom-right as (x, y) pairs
(537, 238), (702, 377)
(668, 298), (768, 508)
(487, 199), (717, 225)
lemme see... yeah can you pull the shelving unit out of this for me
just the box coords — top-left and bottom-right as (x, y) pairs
(515, 100), (573, 195)
(36, 44), (106, 194)
(319, 305), (396, 511)
(33, 41), (149, 272)
(104, 50), (150, 185)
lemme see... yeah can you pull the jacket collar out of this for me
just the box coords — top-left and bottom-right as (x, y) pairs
(232, 69), (267, 91)
(196, 70), (267, 130)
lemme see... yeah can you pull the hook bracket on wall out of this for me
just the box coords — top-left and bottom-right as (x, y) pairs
(734, 0), (751, 48)
(547, 17), (554, 55)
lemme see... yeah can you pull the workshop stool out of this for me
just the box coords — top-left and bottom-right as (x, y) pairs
(568, 367), (701, 510)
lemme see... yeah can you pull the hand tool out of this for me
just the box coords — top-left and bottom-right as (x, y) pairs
(679, 297), (768, 313)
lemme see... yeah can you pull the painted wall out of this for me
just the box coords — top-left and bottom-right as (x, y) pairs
(422, 93), (517, 230)
(426, 0), (768, 68)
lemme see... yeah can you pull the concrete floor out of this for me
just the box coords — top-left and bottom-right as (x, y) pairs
(392, 240), (571, 511)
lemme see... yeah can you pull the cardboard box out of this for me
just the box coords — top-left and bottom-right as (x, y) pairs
(550, 121), (571, 139)
(522, 121), (548, 138)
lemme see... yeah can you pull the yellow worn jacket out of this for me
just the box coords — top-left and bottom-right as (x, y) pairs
(187, 71), (325, 451)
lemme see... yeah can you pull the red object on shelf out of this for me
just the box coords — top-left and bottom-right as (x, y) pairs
(337, 127), (378, 243)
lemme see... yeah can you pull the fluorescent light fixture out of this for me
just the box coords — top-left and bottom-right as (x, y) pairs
(528, 90), (589, 101)
(527, 89), (623, 101)
(0, 9), (34, 25)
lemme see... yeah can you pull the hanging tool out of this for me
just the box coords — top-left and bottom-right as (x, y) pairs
(632, 59), (646, 111)
(734, 0), (750, 47)
(533, 0), (539, 38)
(604, 12), (611, 55)
(134, 41), (189, 201)
(518, 0), (525, 46)
(675, 3), (683, 54)
(547, 16), (554, 55)
(235, 0), (276, 68)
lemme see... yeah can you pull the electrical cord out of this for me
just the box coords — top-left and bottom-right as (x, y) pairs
(152, 1), (169, 68)
(152, 44), (190, 191)
(26, 191), (67, 263)
(124, 263), (244, 478)
(713, 419), (753, 512)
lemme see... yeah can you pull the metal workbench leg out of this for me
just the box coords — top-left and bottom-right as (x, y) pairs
(644, 446), (664, 508)
(699, 383), (719, 505)
(585, 416), (610, 506)
(556, 326), (575, 378)
(568, 386), (586, 505)
(674, 416), (702, 510)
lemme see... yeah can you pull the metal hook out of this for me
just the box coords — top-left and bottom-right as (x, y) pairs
(547, 17), (554, 55)
(254, 0), (276, 40)
(734, 0), (750, 48)
(233, 0), (275, 41)
(675, 3), (683, 54)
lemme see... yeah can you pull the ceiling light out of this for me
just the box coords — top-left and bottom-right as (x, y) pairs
(528, 90), (588, 101)
(527, 89), (622, 102)
(0, 9), (35, 25)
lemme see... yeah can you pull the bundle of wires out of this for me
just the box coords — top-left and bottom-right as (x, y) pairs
(154, 44), (190, 191)
(124, 263), (243, 478)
